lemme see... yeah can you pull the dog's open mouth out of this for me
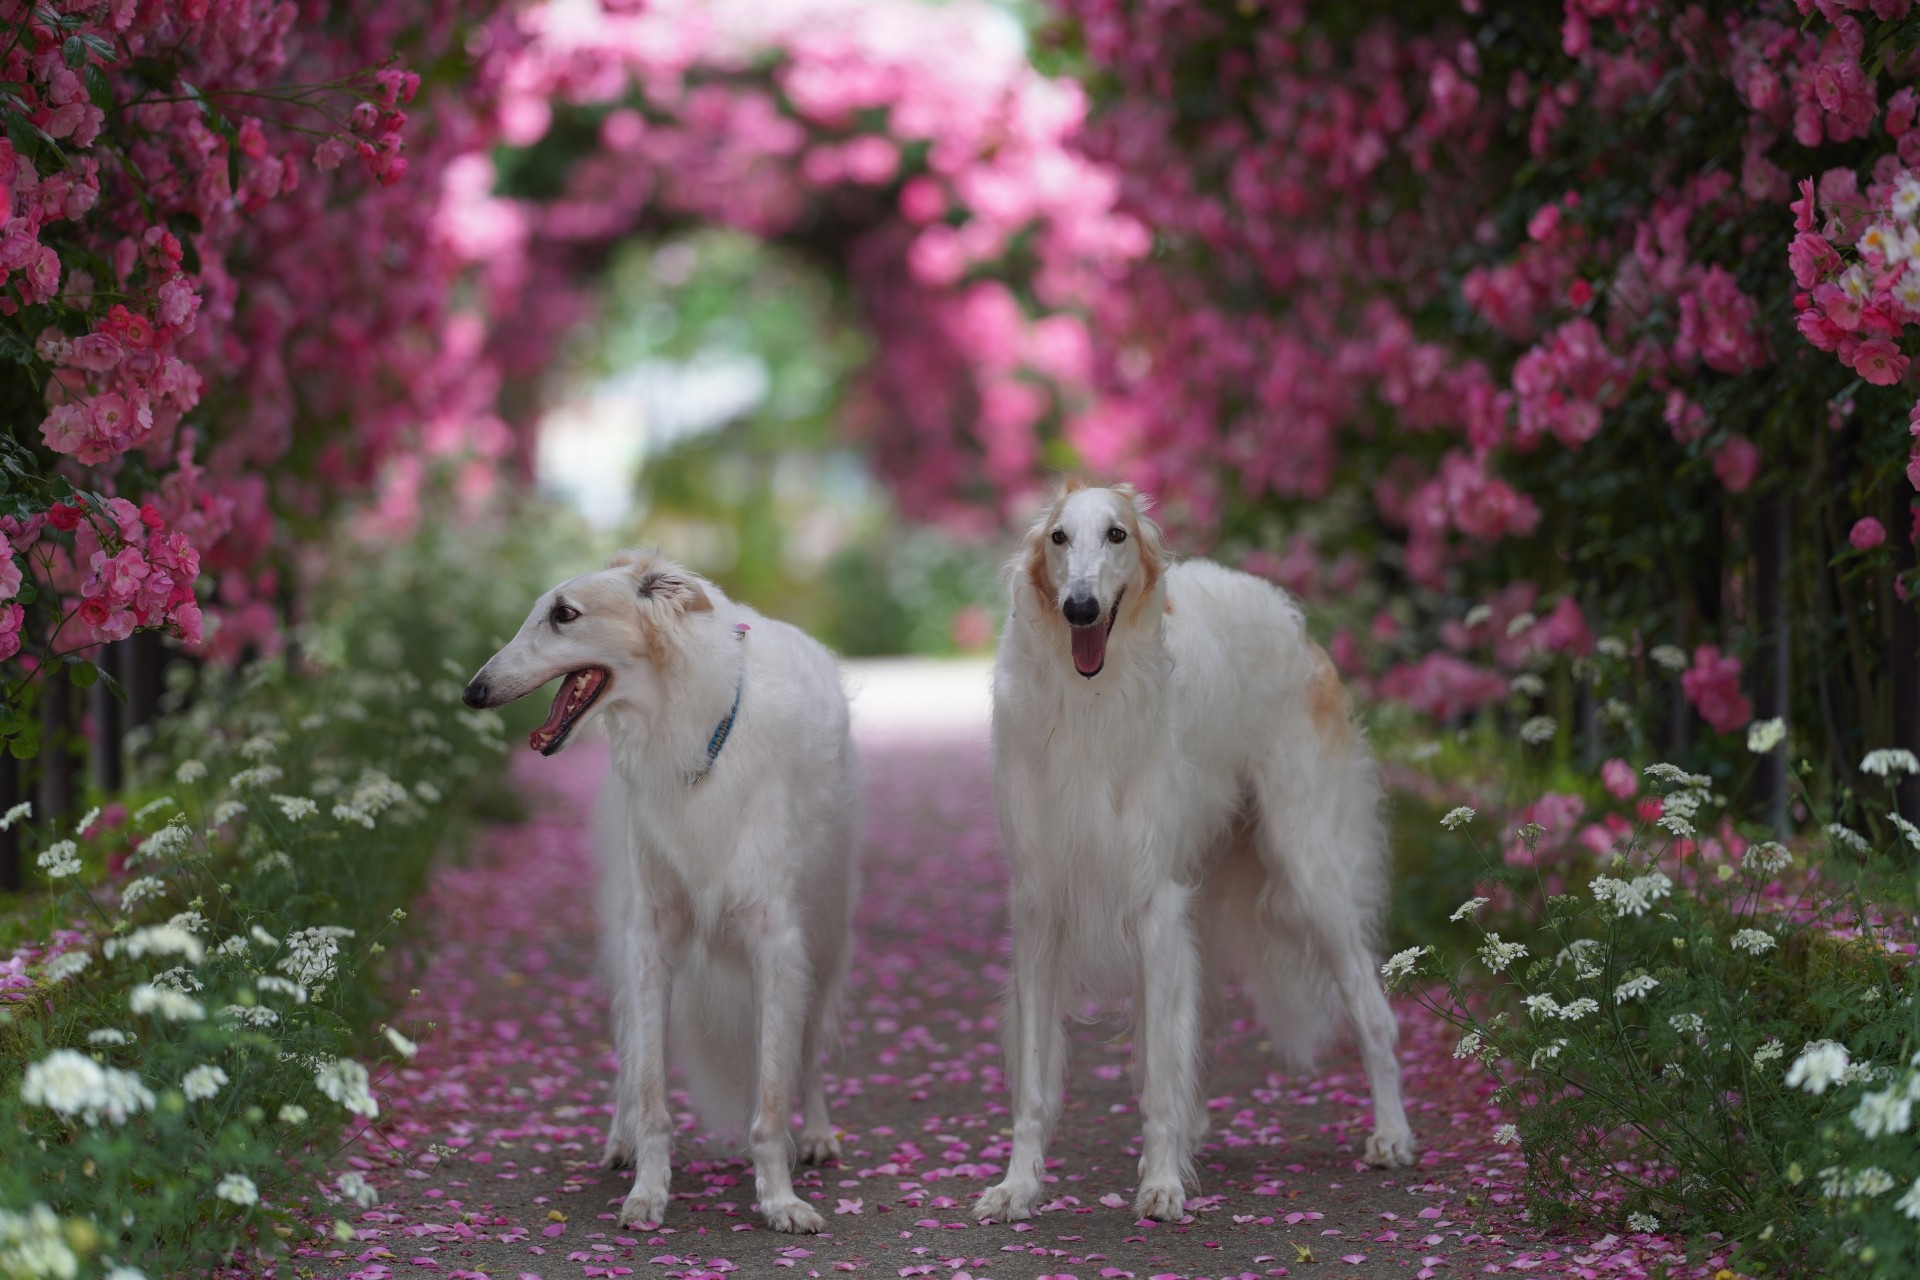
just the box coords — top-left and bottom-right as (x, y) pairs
(529, 667), (610, 756)
(1070, 588), (1124, 679)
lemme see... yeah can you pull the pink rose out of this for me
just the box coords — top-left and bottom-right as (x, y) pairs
(1600, 758), (1638, 800)
(1853, 337), (1909, 386)
(1681, 645), (1753, 735)
(0, 602), (21, 661)
(1850, 516), (1887, 549)
(1713, 436), (1761, 494)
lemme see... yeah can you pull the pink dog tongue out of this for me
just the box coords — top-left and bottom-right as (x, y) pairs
(1071, 624), (1107, 676)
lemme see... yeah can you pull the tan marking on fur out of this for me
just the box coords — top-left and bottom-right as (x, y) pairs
(594, 552), (714, 663)
(1114, 486), (1166, 625)
(1308, 642), (1355, 749)
(1023, 497), (1061, 612)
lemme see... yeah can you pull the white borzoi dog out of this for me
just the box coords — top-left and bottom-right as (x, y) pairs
(464, 551), (857, 1234)
(974, 482), (1414, 1225)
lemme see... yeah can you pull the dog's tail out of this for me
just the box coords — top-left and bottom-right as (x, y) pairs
(1207, 878), (1346, 1072)
(669, 958), (757, 1139)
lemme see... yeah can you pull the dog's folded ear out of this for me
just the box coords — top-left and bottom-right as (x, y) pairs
(635, 568), (713, 614)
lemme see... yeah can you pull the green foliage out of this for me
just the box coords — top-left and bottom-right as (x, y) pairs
(0, 508), (574, 1277)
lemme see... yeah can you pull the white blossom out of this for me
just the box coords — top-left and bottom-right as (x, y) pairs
(1826, 823), (1871, 854)
(1742, 842), (1792, 875)
(220, 1005), (279, 1029)
(278, 926), (353, 988)
(86, 1029), (130, 1047)
(209, 800), (248, 827)
(229, 765), (284, 790)
(41, 952), (89, 983)
(278, 1103), (309, 1124)
(181, 1064), (229, 1102)
(138, 821), (192, 861)
(214, 1173), (258, 1207)
(1861, 748), (1920, 777)
(315, 1058), (378, 1118)
(1730, 929), (1777, 956)
(71, 806), (98, 837)
(1851, 1086), (1913, 1138)
(1518, 716), (1557, 745)
(1557, 997), (1599, 1022)
(1522, 993), (1561, 1020)
(1614, 974), (1660, 1003)
(1649, 645), (1688, 672)
(1453, 1031), (1483, 1060)
(129, 984), (204, 1022)
(1492, 1124), (1519, 1145)
(1478, 934), (1529, 974)
(1440, 806), (1476, 831)
(1449, 896), (1489, 922)
(35, 842), (80, 879)
(1669, 1012), (1704, 1035)
(1785, 1041), (1851, 1095)
(0, 801), (32, 831)
(1746, 718), (1785, 754)
(1626, 1212), (1660, 1234)
(131, 797), (178, 826)
(1890, 811), (1920, 851)
(104, 924), (204, 966)
(1897, 1177), (1920, 1221)
(383, 1026), (418, 1060)
(270, 794), (317, 822)
(0, 1204), (77, 1279)
(1379, 946), (1428, 979)
(119, 876), (166, 909)
(336, 1171), (379, 1208)
(175, 759), (207, 784)
(20, 1049), (155, 1126)
(1753, 1037), (1785, 1066)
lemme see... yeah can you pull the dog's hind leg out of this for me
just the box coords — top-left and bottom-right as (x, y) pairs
(1132, 881), (1203, 1221)
(745, 895), (826, 1233)
(973, 909), (1065, 1223)
(796, 948), (846, 1165)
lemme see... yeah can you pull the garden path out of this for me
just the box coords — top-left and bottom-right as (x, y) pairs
(288, 661), (1736, 1280)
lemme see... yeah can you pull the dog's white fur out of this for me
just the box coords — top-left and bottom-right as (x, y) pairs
(466, 551), (857, 1234)
(975, 483), (1414, 1225)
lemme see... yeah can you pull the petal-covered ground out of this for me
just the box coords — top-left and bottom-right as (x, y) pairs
(287, 664), (1743, 1280)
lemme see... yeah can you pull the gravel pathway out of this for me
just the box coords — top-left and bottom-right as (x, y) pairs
(283, 664), (1743, 1280)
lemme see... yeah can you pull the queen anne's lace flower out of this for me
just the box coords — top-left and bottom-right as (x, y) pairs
(1449, 896), (1489, 922)
(1852, 1086), (1913, 1138)
(1614, 974), (1659, 1003)
(181, 1064), (228, 1102)
(129, 984), (204, 1022)
(1439, 806), (1475, 830)
(1730, 928), (1776, 955)
(315, 1058), (379, 1117)
(1785, 1041), (1851, 1094)
(1379, 946), (1427, 979)
(104, 924), (204, 966)
(1478, 934), (1529, 973)
(20, 1049), (155, 1125)
(214, 1172), (258, 1206)
(1861, 748), (1920, 777)
(36, 842), (81, 878)
(1746, 718), (1785, 754)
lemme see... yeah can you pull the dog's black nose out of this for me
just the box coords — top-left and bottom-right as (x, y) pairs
(1062, 594), (1100, 627)
(462, 677), (490, 708)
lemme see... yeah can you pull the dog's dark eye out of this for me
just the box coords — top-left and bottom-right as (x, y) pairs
(1050, 529), (1067, 546)
(551, 604), (580, 625)
(1107, 527), (1128, 544)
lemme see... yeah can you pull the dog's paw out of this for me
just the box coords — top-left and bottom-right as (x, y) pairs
(1363, 1126), (1417, 1168)
(619, 1187), (670, 1229)
(796, 1130), (842, 1165)
(972, 1180), (1040, 1223)
(1132, 1180), (1188, 1222)
(760, 1196), (825, 1234)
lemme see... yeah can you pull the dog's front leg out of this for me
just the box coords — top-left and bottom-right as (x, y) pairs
(616, 932), (676, 1229)
(973, 908), (1063, 1222)
(746, 901), (825, 1234)
(1133, 881), (1201, 1221)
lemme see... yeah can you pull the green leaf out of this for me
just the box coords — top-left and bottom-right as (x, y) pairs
(66, 660), (96, 689)
(8, 737), (38, 760)
(83, 64), (111, 110)
(14, 583), (36, 606)
(61, 35), (85, 69)
(97, 665), (127, 705)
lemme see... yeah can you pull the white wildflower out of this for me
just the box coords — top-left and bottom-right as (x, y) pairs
(1827, 823), (1871, 854)
(1890, 811), (1920, 851)
(239, 733), (279, 761)
(1861, 748), (1920, 777)
(209, 800), (247, 826)
(278, 926), (353, 988)
(1478, 934), (1529, 973)
(35, 841), (81, 879)
(1746, 718), (1786, 754)
(255, 975), (308, 1003)
(270, 795), (317, 822)
(105, 1268), (146, 1280)
(1523, 993), (1562, 1019)
(1463, 603), (1493, 628)
(336, 1171), (379, 1208)
(315, 1058), (379, 1118)
(1898, 1177), (1920, 1221)
(1614, 974), (1660, 1003)
(0, 802), (30, 834)
(1380, 946), (1428, 980)
(42, 951), (89, 982)
(1852, 1086), (1913, 1138)
(175, 759), (207, 784)
(1530, 1038), (1568, 1068)
(1785, 1041), (1851, 1095)
(151, 966), (202, 995)
(1643, 762), (1709, 787)
(249, 924), (278, 948)
(1519, 716), (1558, 745)
(1742, 842), (1792, 875)
(131, 797), (178, 826)
(1649, 645), (1688, 672)
(167, 909), (205, 935)
(1656, 814), (1695, 839)
(1510, 673), (1546, 698)
(1453, 1031), (1483, 1060)
(1730, 928), (1776, 956)
(104, 924), (204, 966)
(1626, 1211), (1660, 1233)
(181, 1064), (229, 1102)
(1558, 997), (1599, 1022)
(1591, 871), (1671, 918)
(86, 1029), (130, 1047)
(0, 1204), (77, 1279)
(1492, 1123), (1519, 1145)
(229, 765), (284, 790)
(214, 1173), (258, 1207)
(383, 1026), (418, 1060)
(72, 805), (99, 836)
(278, 1103), (309, 1124)
(20, 1049), (155, 1126)
(414, 780), (443, 804)
(1449, 896), (1490, 922)
(1856, 1167), (1897, 1198)
(216, 936), (248, 958)
(1669, 1012), (1704, 1035)
(252, 850), (293, 874)
(129, 984), (204, 1022)
(1754, 1037), (1785, 1066)
(220, 1005), (278, 1028)
(119, 876), (166, 909)
(1440, 806), (1476, 831)
(1505, 611), (1538, 638)
(138, 821), (192, 860)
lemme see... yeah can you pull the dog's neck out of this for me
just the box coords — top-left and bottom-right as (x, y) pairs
(600, 612), (748, 789)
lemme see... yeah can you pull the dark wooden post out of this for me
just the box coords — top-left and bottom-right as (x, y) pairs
(1890, 489), (1920, 829)
(0, 750), (20, 892)
(125, 631), (163, 745)
(37, 673), (75, 826)
(1754, 492), (1791, 833)
(90, 642), (123, 795)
